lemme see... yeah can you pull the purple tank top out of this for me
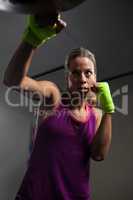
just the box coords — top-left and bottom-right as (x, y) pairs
(15, 104), (96, 200)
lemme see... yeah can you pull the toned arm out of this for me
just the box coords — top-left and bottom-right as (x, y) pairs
(3, 41), (61, 107)
(90, 108), (112, 161)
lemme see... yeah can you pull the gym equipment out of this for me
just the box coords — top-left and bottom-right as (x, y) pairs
(0, 0), (87, 14)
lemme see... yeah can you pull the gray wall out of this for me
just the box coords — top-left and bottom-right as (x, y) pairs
(0, 87), (32, 199)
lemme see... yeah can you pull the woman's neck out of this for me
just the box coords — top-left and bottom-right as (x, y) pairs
(61, 90), (88, 111)
(69, 101), (87, 111)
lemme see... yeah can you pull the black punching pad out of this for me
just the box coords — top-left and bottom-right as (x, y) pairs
(0, 0), (87, 14)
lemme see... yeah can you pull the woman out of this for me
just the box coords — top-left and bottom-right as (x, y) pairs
(3, 13), (115, 200)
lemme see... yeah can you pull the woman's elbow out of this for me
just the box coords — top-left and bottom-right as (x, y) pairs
(3, 74), (21, 87)
(3, 77), (12, 87)
(91, 155), (105, 162)
(90, 152), (107, 162)
(3, 79), (17, 87)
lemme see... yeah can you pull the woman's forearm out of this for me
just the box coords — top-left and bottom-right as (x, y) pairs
(3, 41), (35, 86)
(90, 113), (112, 161)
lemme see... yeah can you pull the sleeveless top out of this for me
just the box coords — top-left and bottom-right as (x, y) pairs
(15, 104), (96, 200)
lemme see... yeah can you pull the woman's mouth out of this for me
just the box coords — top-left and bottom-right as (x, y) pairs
(78, 87), (89, 92)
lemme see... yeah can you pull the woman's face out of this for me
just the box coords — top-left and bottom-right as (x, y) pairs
(66, 56), (96, 96)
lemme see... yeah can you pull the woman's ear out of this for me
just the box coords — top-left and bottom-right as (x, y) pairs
(65, 73), (68, 83)
(65, 72), (72, 90)
(65, 73), (69, 89)
(65, 73), (67, 81)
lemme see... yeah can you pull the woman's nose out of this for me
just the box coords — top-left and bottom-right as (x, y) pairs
(80, 72), (87, 83)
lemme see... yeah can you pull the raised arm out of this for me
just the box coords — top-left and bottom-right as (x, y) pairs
(3, 13), (66, 106)
(3, 41), (35, 87)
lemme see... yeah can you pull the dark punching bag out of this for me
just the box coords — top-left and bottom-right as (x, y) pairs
(0, 0), (87, 14)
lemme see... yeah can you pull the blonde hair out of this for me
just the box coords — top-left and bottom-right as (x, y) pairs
(65, 47), (97, 74)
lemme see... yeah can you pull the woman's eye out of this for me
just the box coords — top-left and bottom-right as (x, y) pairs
(85, 70), (92, 76)
(71, 70), (93, 77)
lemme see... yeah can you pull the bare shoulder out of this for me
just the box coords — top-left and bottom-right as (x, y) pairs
(92, 107), (103, 132)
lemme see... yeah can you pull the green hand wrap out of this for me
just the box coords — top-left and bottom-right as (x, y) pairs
(97, 82), (115, 113)
(22, 15), (57, 48)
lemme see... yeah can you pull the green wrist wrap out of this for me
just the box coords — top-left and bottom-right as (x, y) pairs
(22, 15), (57, 48)
(97, 82), (115, 113)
